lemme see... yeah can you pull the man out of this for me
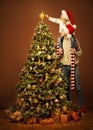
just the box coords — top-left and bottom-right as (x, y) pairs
(46, 10), (86, 113)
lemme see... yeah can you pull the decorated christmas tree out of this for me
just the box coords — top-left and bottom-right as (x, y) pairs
(9, 12), (74, 124)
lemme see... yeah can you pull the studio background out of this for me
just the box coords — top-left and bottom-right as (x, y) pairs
(0, 0), (93, 109)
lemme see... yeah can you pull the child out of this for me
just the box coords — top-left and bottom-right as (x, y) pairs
(46, 10), (77, 48)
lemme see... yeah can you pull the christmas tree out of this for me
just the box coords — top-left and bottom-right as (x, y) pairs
(9, 12), (72, 123)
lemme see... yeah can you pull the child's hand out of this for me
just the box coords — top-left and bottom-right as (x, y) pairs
(46, 14), (49, 19)
(56, 48), (63, 55)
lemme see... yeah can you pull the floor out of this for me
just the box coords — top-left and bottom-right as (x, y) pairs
(0, 109), (93, 130)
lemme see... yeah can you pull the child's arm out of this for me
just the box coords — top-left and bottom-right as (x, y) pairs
(46, 14), (61, 24)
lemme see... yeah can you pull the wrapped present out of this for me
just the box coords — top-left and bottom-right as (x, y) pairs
(39, 118), (54, 124)
(9, 111), (23, 122)
(60, 114), (69, 123)
(70, 110), (81, 122)
(51, 112), (60, 122)
(27, 117), (36, 124)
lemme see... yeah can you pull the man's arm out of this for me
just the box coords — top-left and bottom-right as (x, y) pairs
(56, 42), (63, 55)
(75, 39), (82, 56)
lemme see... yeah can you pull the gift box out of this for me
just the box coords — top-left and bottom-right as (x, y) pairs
(60, 114), (69, 123)
(26, 117), (36, 124)
(51, 112), (60, 122)
(39, 118), (54, 124)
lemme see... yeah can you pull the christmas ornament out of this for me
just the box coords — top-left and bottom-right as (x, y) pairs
(47, 55), (51, 60)
(51, 68), (55, 73)
(36, 105), (41, 112)
(27, 84), (31, 88)
(39, 78), (43, 83)
(59, 95), (66, 100)
(32, 85), (36, 90)
(30, 66), (33, 70)
(33, 98), (38, 104)
(45, 102), (49, 108)
(45, 73), (49, 80)
(37, 51), (42, 55)
(62, 106), (68, 112)
(58, 77), (62, 82)
(54, 99), (59, 103)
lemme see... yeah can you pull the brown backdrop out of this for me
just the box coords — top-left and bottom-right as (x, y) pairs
(0, 0), (93, 109)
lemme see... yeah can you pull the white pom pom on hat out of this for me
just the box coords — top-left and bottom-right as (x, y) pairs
(72, 24), (77, 29)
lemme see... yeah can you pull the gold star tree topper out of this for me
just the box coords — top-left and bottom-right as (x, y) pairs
(39, 11), (46, 21)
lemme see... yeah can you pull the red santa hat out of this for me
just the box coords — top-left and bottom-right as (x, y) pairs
(61, 9), (77, 29)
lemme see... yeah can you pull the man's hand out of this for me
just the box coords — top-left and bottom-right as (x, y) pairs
(56, 48), (63, 55)
(70, 48), (76, 54)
